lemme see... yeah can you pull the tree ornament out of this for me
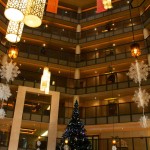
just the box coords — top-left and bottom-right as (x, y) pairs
(0, 108), (6, 119)
(112, 145), (117, 150)
(132, 87), (150, 108)
(0, 83), (11, 101)
(127, 60), (149, 84)
(0, 60), (20, 82)
(139, 115), (150, 128)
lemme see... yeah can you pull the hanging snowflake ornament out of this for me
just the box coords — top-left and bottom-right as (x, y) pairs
(0, 60), (20, 82)
(36, 148), (40, 150)
(0, 83), (11, 101)
(64, 144), (69, 150)
(112, 145), (117, 150)
(0, 108), (6, 119)
(127, 60), (149, 84)
(139, 115), (150, 128)
(37, 140), (41, 146)
(132, 87), (150, 108)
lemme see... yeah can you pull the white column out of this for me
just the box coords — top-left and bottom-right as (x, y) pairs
(143, 28), (149, 39)
(76, 24), (81, 33)
(47, 91), (60, 150)
(76, 45), (81, 55)
(8, 86), (26, 150)
(77, 7), (82, 14)
(74, 68), (80, 79)
(148, 54), (150, 66)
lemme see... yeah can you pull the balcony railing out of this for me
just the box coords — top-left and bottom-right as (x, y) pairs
(3, 99), (150, 125)
(58, 101), (150, 125)
(0, 35), (149, 68)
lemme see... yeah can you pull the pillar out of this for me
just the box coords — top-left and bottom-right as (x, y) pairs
(143, 28), (149, 39)
(8, 86), (60, 150)
(74, 68), (80, 105)
(8, 86), (26, 150)
(147, 54), (150, 66)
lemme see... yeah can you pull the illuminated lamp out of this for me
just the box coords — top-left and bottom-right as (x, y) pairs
(5, 21), (24, 43)
(4, 0), (28, 21)
(112, 139), (117, 145)
(24, 0), (46, 28)
(40, 67), (51, 94)
(7, 45), (19, 59)
(130, 42), (141, 57)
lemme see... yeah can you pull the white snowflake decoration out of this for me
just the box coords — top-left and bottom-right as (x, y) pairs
(112, 145), (117, 150)
(64, 144), (69, 150)
(0, 83), (11, 101)
(139, 115), (150, 128)
(0, 108), (6, 119)
(36, 148), (40, 150)
(127, 60), (149, 84)
(0, 61), (20, 82)
(37, 140), (41, 146)
(132, 87), (150, 108)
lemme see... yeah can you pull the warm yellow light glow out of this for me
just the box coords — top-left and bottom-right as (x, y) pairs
(130, 43), (141, 57)
(40, 67), (51, 94)
(5, 21), (24, 43)
(103, 0), (112, 9)
(4, 0), (28, 21)
(112, 139), (117, 145)
(7, 45), (19, 59)
(65, 139), (69, 144)
(24, 0), (46, 28)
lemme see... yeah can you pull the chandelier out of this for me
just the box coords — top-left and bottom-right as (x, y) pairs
(103, 0), (112, 9)
(5, 21), (24, 43)
(24, 0), (46, 27)
(4, 0), (46, 44)
(4, 0), (28, 22)
(40, 67), (51, 94)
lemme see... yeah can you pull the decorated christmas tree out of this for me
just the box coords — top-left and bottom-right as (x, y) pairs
(57, 100), (92, 150)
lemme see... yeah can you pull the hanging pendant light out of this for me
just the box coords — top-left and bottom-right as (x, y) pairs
(7, 45), (19, 59)
(130, 42), (141, 57)
(5, 21), (24, 43)
(40, 67), (51, 94)
(24, 0), (46, 28)
(4, 0), (28, 22)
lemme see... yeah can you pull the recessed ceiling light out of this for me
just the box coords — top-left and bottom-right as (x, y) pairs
(94, 71), (97, 74)
(112, 23), (115, 26)
(127, 1), (130, 4)
(61, 47), (63, 50)
(19, 64), (22, 66)
(95, 48), (98, 50)
(65, 11), (68, 14)
(94, 97), (97, 99)
(23, 40), (26, 42)
(113, 43), (116, 46)
(58, 71), (61, 74)
(94, 28), (97, 31)
(45, 24), (48, 28)
(62, 29), (65, 31)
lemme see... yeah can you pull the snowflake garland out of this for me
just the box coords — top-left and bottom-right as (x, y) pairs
(37, 140), (41, 146)
(139, 115), (150, 128)
(127, 60), (149, 84)
(0, 83), (11, 101)
(132, 87), (150, 108)
(112, 145), (117, 150)
(0, 108), (6, 119)
(0, 61), (20, 82)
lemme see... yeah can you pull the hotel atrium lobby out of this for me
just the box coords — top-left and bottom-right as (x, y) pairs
(0, 0), (150, 149)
